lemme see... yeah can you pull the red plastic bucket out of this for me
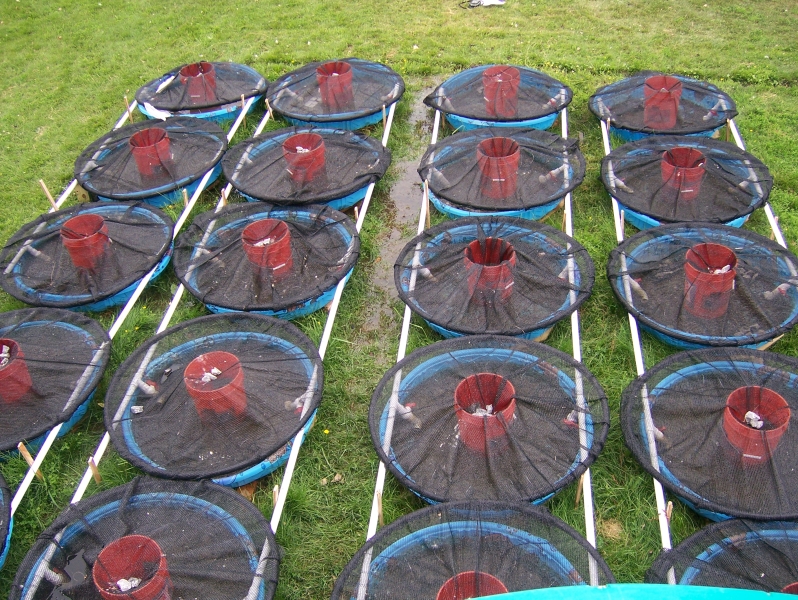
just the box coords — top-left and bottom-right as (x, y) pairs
(179, 61), (217, 105)
(60, 213), (110, 271)
(483, 65), (521, 119)
(93, 535), (172, 600)
(782, 583), (798, 595)
(723, 386), (790, 465)
(437, 571), (508, 600)
(476, 137), (520, 200)
(129, 128), (172, 177)
(454, 373), (516, 454)
(241, 219), (293, 277)
(282, 133), (326, 184)
(684, 243), (737, 319)
(316, 61), (355, 110)
(0, 338), (33, 403)
(184, 351), (247, 420)
(464, 238), (516, 302)
(661, 147), (706, 201)
(643, 75), (682, 130)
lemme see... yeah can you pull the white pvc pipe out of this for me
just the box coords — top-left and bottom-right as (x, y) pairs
(601, 118), (674, 579)
(269, 103), (398, 538)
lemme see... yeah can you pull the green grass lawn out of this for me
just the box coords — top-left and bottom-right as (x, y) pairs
(1, 0), (798, 597)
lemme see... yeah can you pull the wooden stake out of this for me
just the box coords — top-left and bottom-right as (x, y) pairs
(264, 97), (274, 120)
(561, 201), (567, 232)
(39, 179), (58, 211)
(665, 500), (673, 522)
(88, 457), (102, 485)
(272, 484), (279, 506)
(182, 188), (190, 208)
(221, 185), (230, 207)
(423, 181), (431, 230)
(770, 216), (779, 241)
(124, 95), (134, 124)
(17, 442), (43, 481)
(620, 209), (626, 234)
(241, 94), (246, 127)
(574, 473), (584, 508)
(382, 105), (387, 131)
(377, 492), (384, 527)
(353, 204), (359, 222)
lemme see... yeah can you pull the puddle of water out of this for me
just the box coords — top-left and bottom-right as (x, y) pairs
(364, 86), (438, 330)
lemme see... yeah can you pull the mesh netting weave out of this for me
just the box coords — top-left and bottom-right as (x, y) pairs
(424, 64), (572, 123)
(394, 217), (594, 337)
(622, 347), (798, 520)
(607, 223), (798, 348)
(602, 136), (772, 226)
(647, 518), (798, 590)
(0, 308), (109, 452)
(418, 128), (585, 213)
(1, 202), (173, 310)
(104, 313), (322, 480)
(173, 203), (359, 315)
(135, 62), (267, 112)
(370, 336), (608, 503)
(221, 126), (391, 205)
(267, 58), (404, 123)
(332, 501), (614, 599)
(9, 477), (279, 600)
(75, 117), (227, 202)
(589, 72), (737, 136)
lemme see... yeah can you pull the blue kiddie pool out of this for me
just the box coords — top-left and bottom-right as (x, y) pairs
(104, 313), (323, 485)
(394, 217), (594, 340)
(602, 136), (773, 231)
(0, 308), (110, 458)
(424, 65), (572, 131)
(267, 58), (404, 130)
(173, 202), (359, 320)
(136, 61), (267, 125)
(648, 517), (798, 590)
(10, 478), (279, 600)
(589, 72), (737, 141)
(221, 126), (391, 211)
(622, 347), (798, 522)
(418, 128), (585, 221)
(1, 202), (173, 312)
(369, 336), (609, 505)
(475, 584), (798, 600)
(608, 223), (798, 349)
(75, 116), (227, 207)
(331, 501), (614, 599)
(0, 472), (10, 570)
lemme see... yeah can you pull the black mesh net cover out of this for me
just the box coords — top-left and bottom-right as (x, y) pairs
(589, 72), (737, 136)
(1, 202), (173, 310)
(647, 518), (798, 590)
(173, 202), (359, 315)
(423, 64), (573, 123)
(0, 308), (110, 453)
(332, 500), (614, 599)
(266, 58), (404, 123)
(607, 223), (798, 348)
(602, 136), (772, 226)
(75, 117), (227, 202)
(135, 61), (267, 112)
(394, 217), (594, 338)
(9, 477), (279, 600)
(622, 347), (798, 520)
(221, 126), (391, 205)
(369, 336), (609, 504)
(1, 471), (10, 568)
(104, 313), (322, 480)
(418, 128), (586, 213)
